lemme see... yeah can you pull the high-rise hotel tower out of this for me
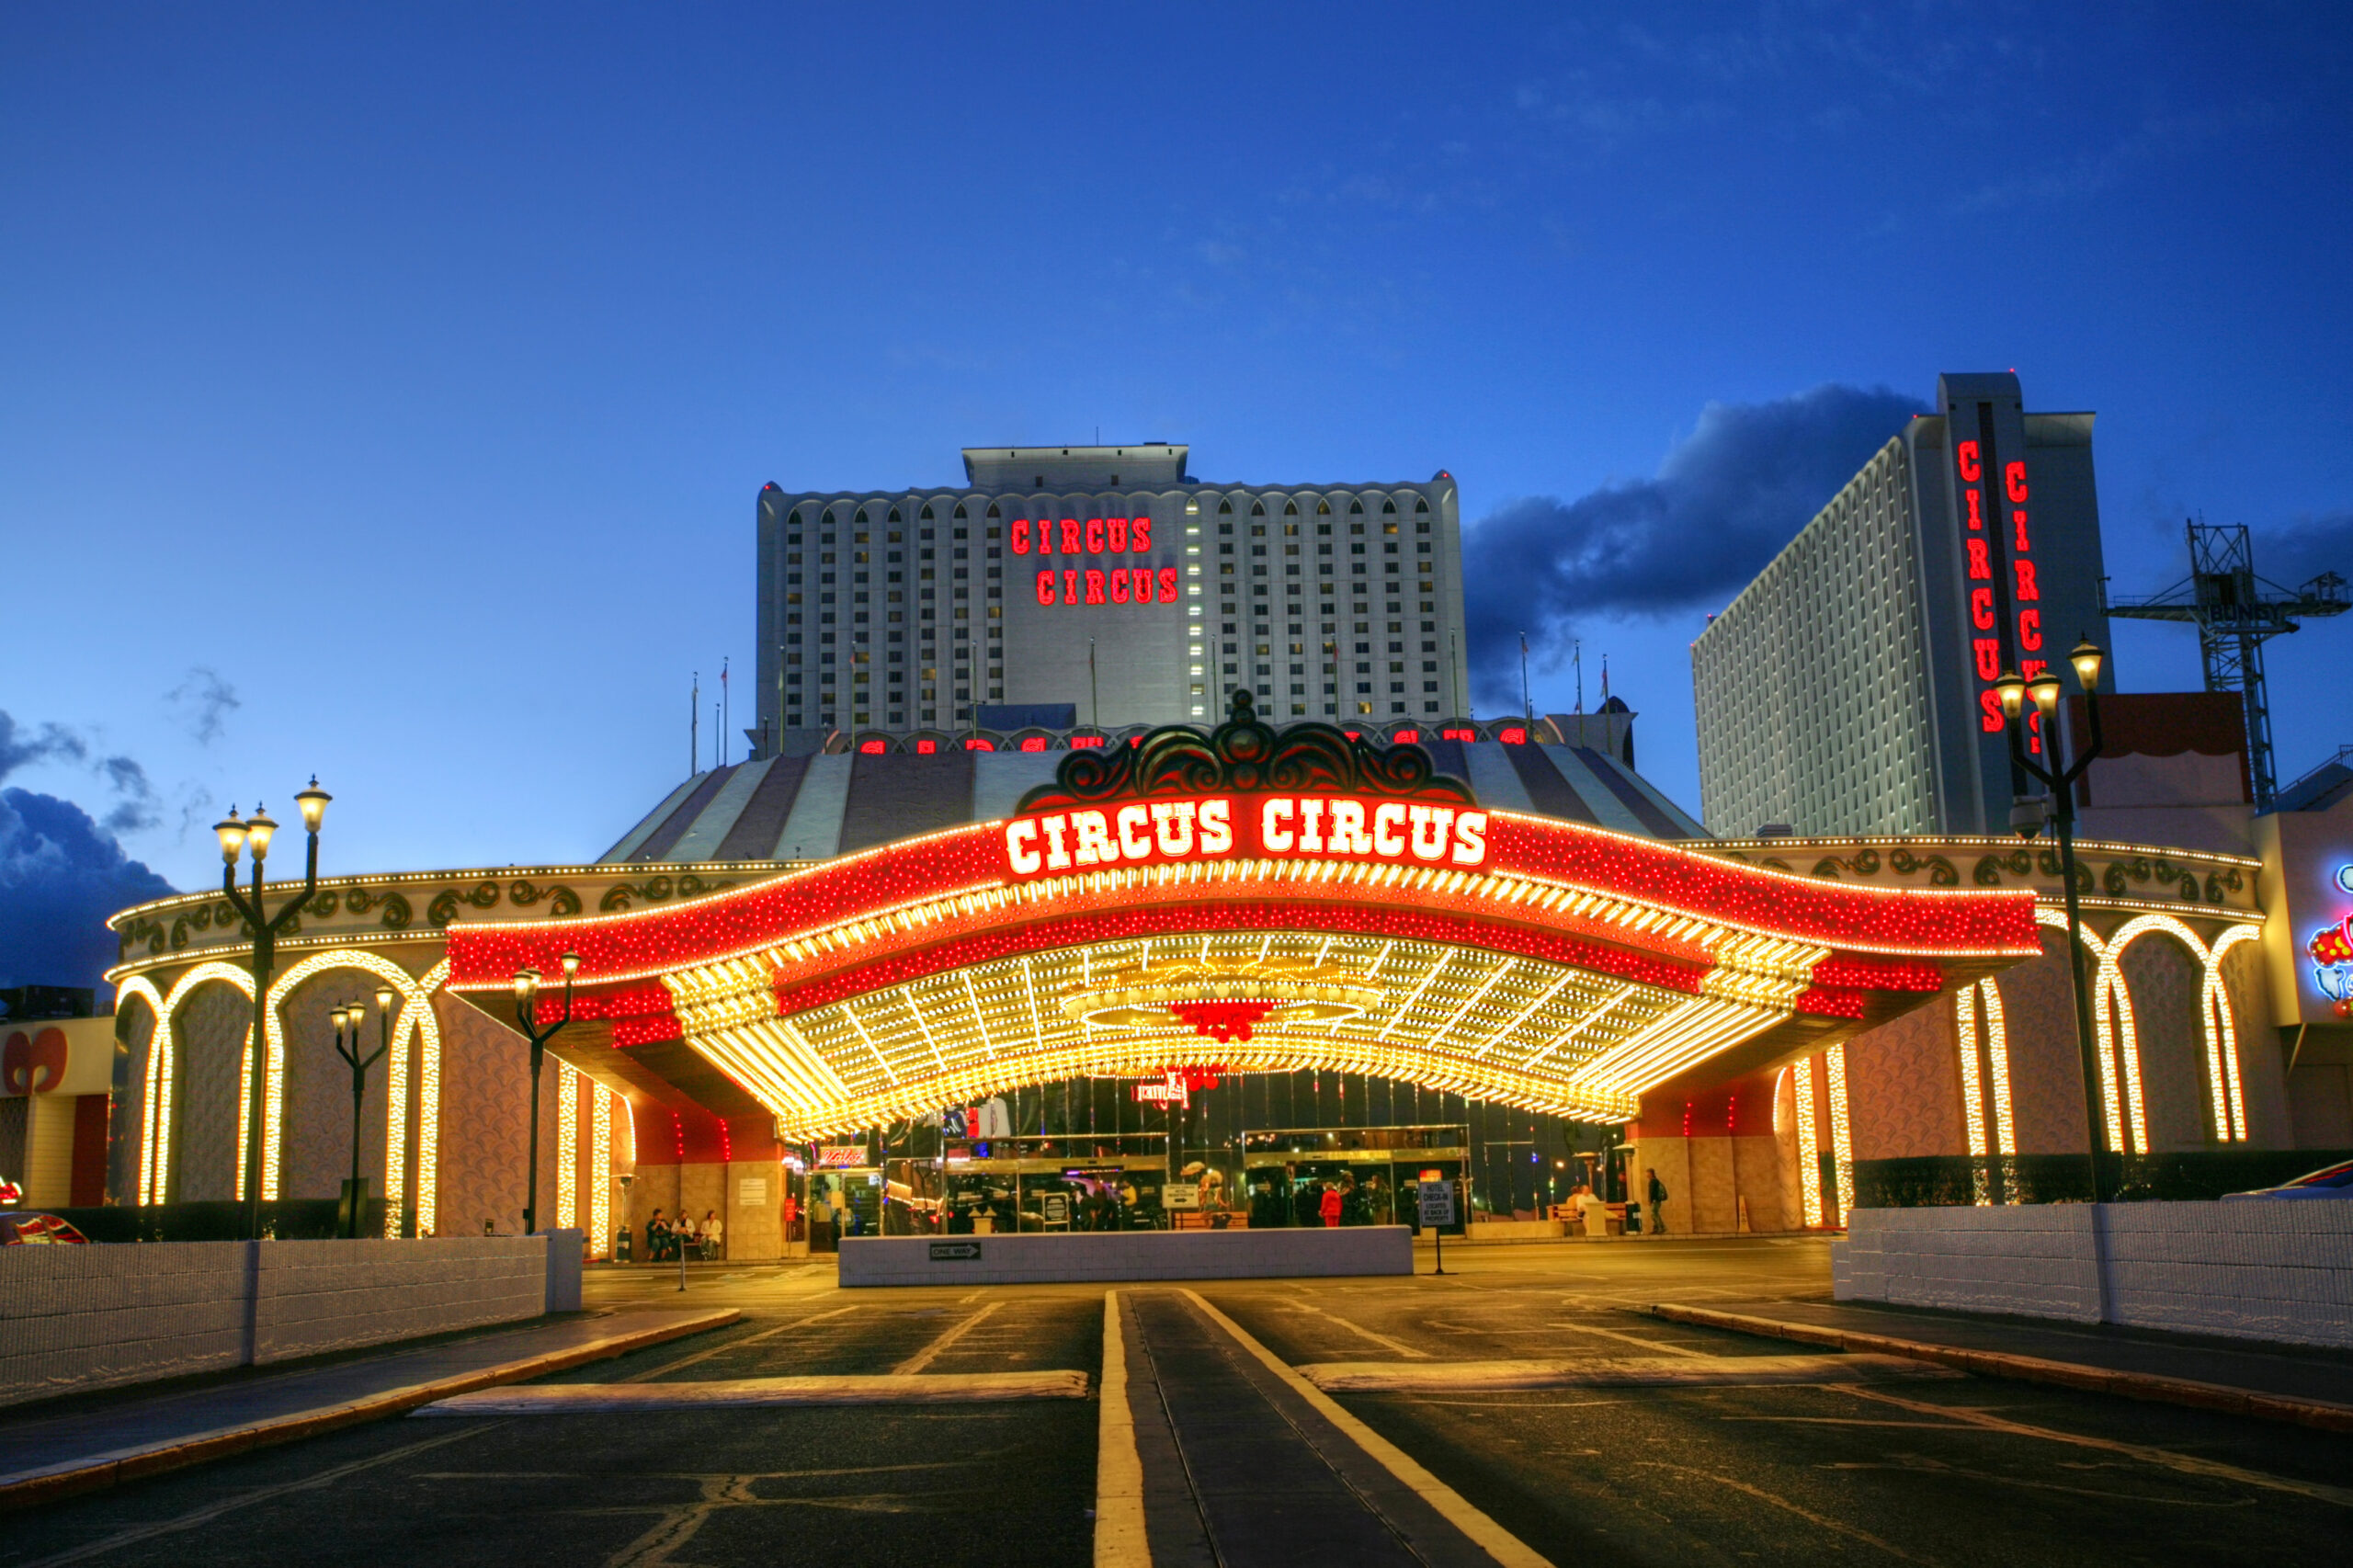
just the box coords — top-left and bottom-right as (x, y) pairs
(754, 444), (1469, 747)
(1692, 372), (2115, 837)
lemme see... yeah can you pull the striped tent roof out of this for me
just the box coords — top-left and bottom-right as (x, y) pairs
(600, 733), (1706, 865)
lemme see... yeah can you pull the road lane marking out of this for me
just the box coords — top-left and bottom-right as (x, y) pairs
(1094, 1291), (1152, 1568)
(1835, 1384), (2353, 1509)
(1631, 1461), (1929, 1564)
(1280, 1293), (1434, 1358)
(893, 1301), (1003, 1375)
(417, 1370), (1087, 1413)
(1543, 1315), (1713, 1358)
(618, 1303), (858, 1381)
(13, 1423), (506, 1568)
(1298, 1355), (1956, 1392)
(1179, 1289), (1553, 1568)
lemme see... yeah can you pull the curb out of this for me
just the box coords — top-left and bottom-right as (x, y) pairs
(1649, 1303), (2353, 1435)
(0, 1308), (741, 1513)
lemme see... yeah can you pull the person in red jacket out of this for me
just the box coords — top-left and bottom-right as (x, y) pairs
(1319, 1183), (1343, 1228)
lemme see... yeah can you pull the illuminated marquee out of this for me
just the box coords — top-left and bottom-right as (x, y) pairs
(1002, 795), (1487, 877)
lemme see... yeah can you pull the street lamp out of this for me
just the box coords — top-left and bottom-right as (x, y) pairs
(513, 951), (580, 1235)
(332, 1001), (389, 1238)
(1993, 639), (2108, 1201)
(215, 777), (330, 1240)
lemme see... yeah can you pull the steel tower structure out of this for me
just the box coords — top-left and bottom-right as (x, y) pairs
(2105, 519), (2347, 808)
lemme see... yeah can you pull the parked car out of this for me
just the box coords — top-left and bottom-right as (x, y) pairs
(2222, 1159), (2353, 1199)
(0, 1212), (89, 1244)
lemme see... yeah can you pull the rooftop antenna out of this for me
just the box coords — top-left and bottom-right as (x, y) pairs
(1574, 640), (1584, 714)
(720, 656), (730, 767)
(690, 672), (699, 778)
(1518, 631), (1532, 722)
(2105, 517), (2348, 808)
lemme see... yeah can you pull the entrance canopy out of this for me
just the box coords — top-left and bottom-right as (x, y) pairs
(448, 699), (2038, 1135)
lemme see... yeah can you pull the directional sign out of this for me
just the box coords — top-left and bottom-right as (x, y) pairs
(929, 1242), (983, 1261)
(1417, 1179), (1456, 1228)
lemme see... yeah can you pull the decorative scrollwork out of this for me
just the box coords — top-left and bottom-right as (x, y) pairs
(597, 873), (729, 914)
(380, 892), (413, 930)
(1016, 689), (1475, 813)
(548, 885), (581, 916)
(426, 890), (460, 927)
(1972, 848), (2033, 886)
(307, 889), (341, 918)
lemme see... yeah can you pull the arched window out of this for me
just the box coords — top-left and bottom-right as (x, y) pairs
(1381, 501), (1396, 514)
(1250, 502), (1265, 516)
(888, 507), (902, 523)
(1284, 502), (1300, 515)
(953, 504), (968, 518)
(1415, 499), (1429, 513)
(1349, 501), (1364, 514)
(986, 503), (1001, 517)
(1316, 500), (1331, 514)
(919, 505), (934, 519)
(1218, 500), (1233, 514)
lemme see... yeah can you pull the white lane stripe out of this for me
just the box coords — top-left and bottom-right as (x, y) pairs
(1179, 1290), (1553, 1568)
(892, 1300), (1002, 1375)
(1094, 1290), (1152, 1568)
(1282, 1293), (1434, 1359)
(620, 1303), (858, 1381)
(1297, 1354), (1956, 1392)
(12, 1424), (505, 1568)
(417, 1371), (1087, 1414)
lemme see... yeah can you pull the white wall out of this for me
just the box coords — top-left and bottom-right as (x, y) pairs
(0, 1232), (579, 1409)
(841, 1225), (1413, 1287)
(1835, 1204), (2353, 1349)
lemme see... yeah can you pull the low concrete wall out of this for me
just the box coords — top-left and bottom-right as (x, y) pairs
(0, 1231), (580, 1408)
(840, 1225), (1414, 1287)
(1835, 1205), (2353, 1349)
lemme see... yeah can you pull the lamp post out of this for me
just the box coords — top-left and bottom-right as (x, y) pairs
(332, 1000), (389, 1237)
(215, 778), (331, 1241)
(1993, 640), (2109, 1202)
(513, 953), (580, 1235)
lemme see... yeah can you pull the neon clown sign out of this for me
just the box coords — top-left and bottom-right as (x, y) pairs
(1003, 795), (1489, 878)
(2310, 864), (2353, 1018)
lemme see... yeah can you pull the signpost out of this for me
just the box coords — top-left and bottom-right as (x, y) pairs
(1417, 1176), (1456, 1276)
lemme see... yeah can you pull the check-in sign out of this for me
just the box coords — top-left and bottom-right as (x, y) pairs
(929, 1242), (983, 1261)
(1417, 1180), (1456, 1227)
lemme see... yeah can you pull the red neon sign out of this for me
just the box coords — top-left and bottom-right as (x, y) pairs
(1011, 517), (1154, 556)
(1001, 794), (1490, 879)
(1036, 567), (1179, 607)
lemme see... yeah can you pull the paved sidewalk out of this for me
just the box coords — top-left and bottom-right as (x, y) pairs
(0, 1305), (737, 1510)
(1653, 1298), (2353, 1432)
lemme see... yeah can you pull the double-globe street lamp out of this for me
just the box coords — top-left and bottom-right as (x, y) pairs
(330, 994), (393, 1238)
(1992, 639), (2109, 1203)
(215, 778), (332, 1241)
(512, 954), (580, 1235)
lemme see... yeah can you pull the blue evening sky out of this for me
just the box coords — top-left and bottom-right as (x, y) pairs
(4, 3), (2349, 907)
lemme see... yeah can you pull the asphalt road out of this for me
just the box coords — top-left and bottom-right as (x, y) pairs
(7, 1239), (2350, 1567)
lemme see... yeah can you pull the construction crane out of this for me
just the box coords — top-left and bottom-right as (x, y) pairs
(2105, 519), (2348, 809)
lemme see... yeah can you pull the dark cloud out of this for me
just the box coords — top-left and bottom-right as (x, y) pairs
(2258, 511), (2353, 595)
(165, 666), (241, 745)
(1462, 383), (1927, 705)
(0, 709), (164, 836)
(0, 788), (176, 992)
(0, 711), (87, 778)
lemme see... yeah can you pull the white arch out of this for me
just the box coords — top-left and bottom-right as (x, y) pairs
(114, 975), (165, 1206)
(151, 961), (256, 1204)
(2033, 909), (2262, 1149)
(263, 950), (447, 1232)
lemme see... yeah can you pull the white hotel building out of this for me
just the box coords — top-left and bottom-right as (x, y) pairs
(753, 444), (1470, 746)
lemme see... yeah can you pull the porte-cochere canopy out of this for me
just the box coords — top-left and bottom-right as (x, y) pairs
(448, 705), (2040, 1137)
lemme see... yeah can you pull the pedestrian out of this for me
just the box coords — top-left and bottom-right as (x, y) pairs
(1645, 1167), (1669, 1235)
(1319, 1182), (1343, 1228)
(701, 1209), (722, 1260)
(646, 1207), (667, 1263)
